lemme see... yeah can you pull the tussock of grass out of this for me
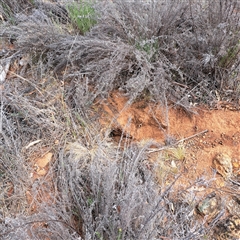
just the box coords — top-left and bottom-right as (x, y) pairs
(56, 139), (209, 239)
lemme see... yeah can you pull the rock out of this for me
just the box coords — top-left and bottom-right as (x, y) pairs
(213, 153), (233, 179)
(232, 162), (239, 169)
(227, 196), (240, 217)
(214, 215), (240, 240)
(196, 192), (222, 222)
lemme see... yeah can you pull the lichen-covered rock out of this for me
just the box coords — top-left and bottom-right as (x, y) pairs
(214, 215), (240, 240)
(213, 153), (233, 179)
(227, 196), (240, 216)
(196, 192), (222, 222)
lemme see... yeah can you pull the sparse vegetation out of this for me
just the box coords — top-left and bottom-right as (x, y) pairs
(0, 0), (240, 239)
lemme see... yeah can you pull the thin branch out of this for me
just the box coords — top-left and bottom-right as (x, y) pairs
(148, 129), (208, 153)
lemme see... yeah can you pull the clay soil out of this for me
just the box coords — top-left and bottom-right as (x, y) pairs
(99, 92), (240, 194)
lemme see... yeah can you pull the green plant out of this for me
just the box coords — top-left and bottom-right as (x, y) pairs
(87, 197), (94, 206)
(135, 38), (159, 61)
(95, 232), (103, 240)
(117, 228), (122, 240)
(219, 41), (240, 68)
(67, 1), (97, 34)
(0, 2), (13, 21)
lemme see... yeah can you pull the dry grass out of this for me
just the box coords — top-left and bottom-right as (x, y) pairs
(1, 0), (240, 107)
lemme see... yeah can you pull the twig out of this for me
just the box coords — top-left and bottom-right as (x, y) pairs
(24, 139), (42, 149)
(177, 129), (208, 143)
(0, 58), (11, 133)
(229, 178), (240, 187)
(9, 71), (44, 96)
(172, 81), (189, 88)
(148, 129), (208, 153)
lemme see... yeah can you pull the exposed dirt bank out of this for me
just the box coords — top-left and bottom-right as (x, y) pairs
(99, 92), (240, 189)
